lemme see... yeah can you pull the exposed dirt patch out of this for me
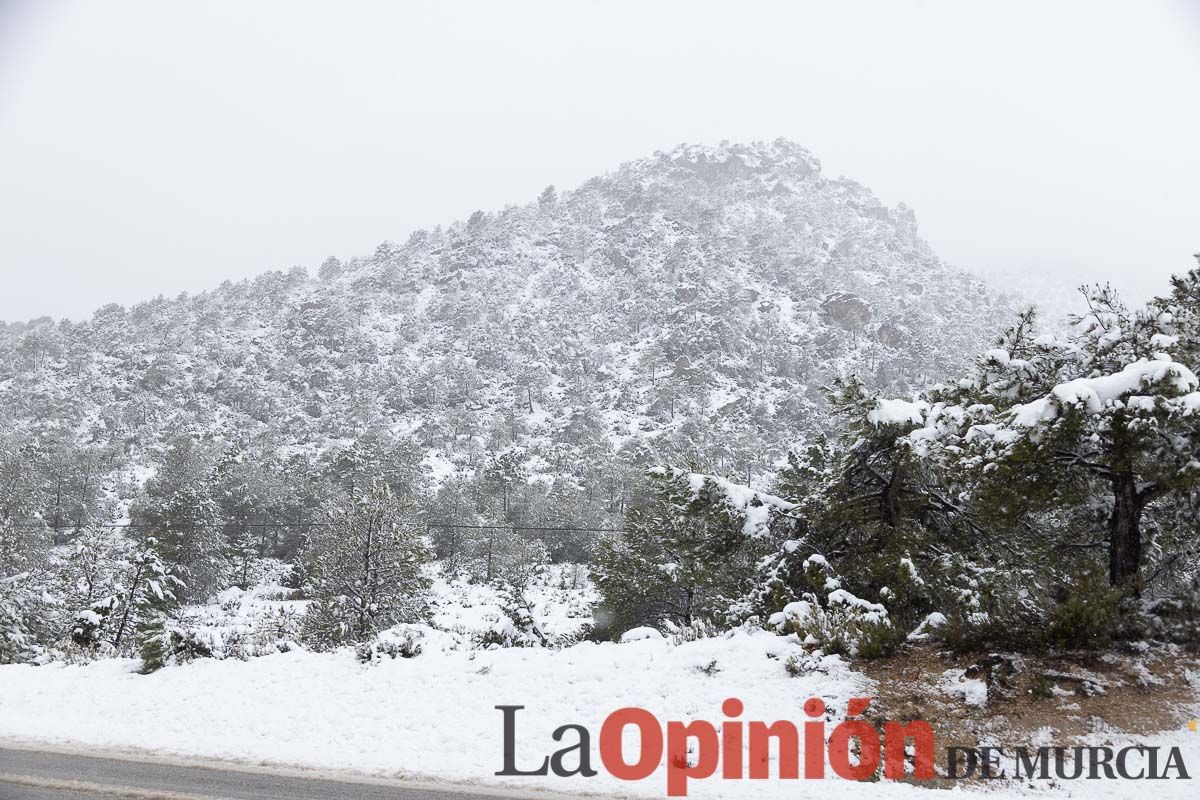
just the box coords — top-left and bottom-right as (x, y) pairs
(857, 643), (1200, 787)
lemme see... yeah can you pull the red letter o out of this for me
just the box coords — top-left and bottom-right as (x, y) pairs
(600, 707), (663, 780)
(828, 720), (880, 780)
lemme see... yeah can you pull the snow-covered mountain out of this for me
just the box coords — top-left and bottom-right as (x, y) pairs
(0, 140), (1018, 530)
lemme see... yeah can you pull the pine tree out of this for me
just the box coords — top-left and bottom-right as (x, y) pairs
(591, 468), (773, 637)
(300, 483), (431, 648)
(131, 437), (227, 601)
(1155, 256), (1200, 372)
(59, 526), (135, 653)
(115, 538), (182, 656)
(0, 513), (52, 663)
(763, 377), (967, 628)
(942, 283), (1200, 593)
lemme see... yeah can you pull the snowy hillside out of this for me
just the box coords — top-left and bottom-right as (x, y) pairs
(0, 140), (1017, 535)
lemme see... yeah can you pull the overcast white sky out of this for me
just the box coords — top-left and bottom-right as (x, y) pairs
(0, 0), (1197, 322)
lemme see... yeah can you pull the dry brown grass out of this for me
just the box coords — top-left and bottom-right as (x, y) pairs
(856, 643), (1200, 787)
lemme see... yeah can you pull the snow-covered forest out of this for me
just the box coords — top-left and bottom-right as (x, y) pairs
(1, 138), (1198, 798)
(0, 138), (1196, 680)
(0, 141), (1021, 658)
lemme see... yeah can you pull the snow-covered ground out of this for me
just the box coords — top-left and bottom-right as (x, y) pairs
(1, 631), (873, 799)
(3, 634), (1197, 799)
(1, 565), (1196, 799)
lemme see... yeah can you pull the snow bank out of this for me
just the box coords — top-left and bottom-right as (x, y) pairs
(0, 631), (885, 799)
(2, 632), (1196, 798)
(619, 626), (663, 643)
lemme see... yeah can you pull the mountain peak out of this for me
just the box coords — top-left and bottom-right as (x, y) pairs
(658, 138), (822, 173)
(582, 138), (824, 198)
(0, 142), (1015, 517)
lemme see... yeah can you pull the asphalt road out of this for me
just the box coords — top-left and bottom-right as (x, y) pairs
(0, 747), (552, 800)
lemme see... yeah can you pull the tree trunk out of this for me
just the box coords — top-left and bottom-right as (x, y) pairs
(486, 529), (495, 580)
(359, 515), (375, 639)
(880, 464), (903, 527)
(111, 563), (145, 651)
(1108, 472), (1144, 592)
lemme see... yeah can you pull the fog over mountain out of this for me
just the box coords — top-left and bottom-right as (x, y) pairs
(0, 140), (1019, 532)
(4, 1), (1198, 323)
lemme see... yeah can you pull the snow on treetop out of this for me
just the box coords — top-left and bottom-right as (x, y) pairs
(1009, 358), (1199, 428)
(683, 472), (797, 513)
(903, 402), (969, 455)
(649, 467), (797, 514)
(867, 398), (928, 427)
(826, 589), (890, 624)
(647, 467), (798, 538)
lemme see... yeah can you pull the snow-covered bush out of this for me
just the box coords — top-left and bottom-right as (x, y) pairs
(0, 571), (54, 664)
(475, 617), (537, 649)
(620, 626), (664, 643)
(940, 566), (1043, 652)
(664, 619), (723, 645)
(769, 589), (901, 658)
(907, 611), (948, 643)
(130, 562), (307, 664)
(169, 625), (219, 663)
(356, 625), (425, 662)
(475, 589), (547, 649)
(427, 564), (594, 650)
(138, 618), (223, 673)
(68, 597), (118, 651)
